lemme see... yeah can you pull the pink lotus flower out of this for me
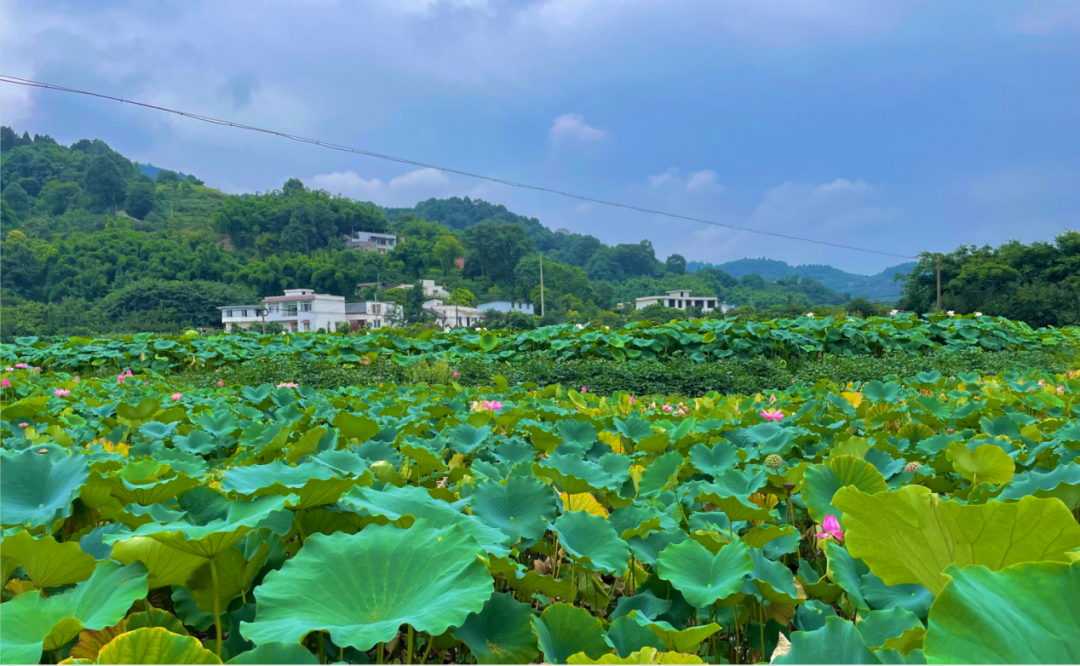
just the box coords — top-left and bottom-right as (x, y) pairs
(453, 371), (459, 377)
(1, 378), (9, 388)
(73, 377), (80, 382)
(18, 422), (29, 428)
(277, 382), (299, 389)
(117, 374), (125, 384)
(581, 386), (588, 393)
(54, 388), (70, 397)
(217, 380), (224, 387)
(630, 396), (635, 405)
(171, 392), (183, 401)
(125, 369), (133, 376)
(15, 363), (28, 369)
(33, 367), (40, 372)
(816, 515), (845, 543)
(482, 400), (504, 412)
(760, 409), (784, 422)
(5, 367), (13, 371)
(662, 405), (673, 412)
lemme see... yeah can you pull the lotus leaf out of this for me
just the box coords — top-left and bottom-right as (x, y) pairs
(945, 442), (1015, 485)
(532, 602), (611, 664)
(774, 617), (881, 664)
(95, 627), (221, 664)
(657, 538), (752, 608)
(225, 642), (318, 664)
(1, 530), (97, 588)
(1, 449), (89, 528)
(554, 510), (630, 576)
(241, 521), (494, 652)
(470, 476), (557, 545)
(801, 455), (888, 523)
(451, 592), (539, 664)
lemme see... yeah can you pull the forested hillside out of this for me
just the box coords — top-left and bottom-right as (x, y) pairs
(687, 257), (915, 300)
(0, 128), (856, 339)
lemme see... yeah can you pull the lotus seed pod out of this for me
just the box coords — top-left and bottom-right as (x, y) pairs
(765, 454), (783, 470)
(904, 461), (920, 474)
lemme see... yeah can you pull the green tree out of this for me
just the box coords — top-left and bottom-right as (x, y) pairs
(1, 182), (30, 219)
(124, 181), (159, 220)
(451, 288), (476, 307)
(82, 155), (127, 210)
(666, 253), (687, 275)
(404, 281), (429, 324)
(434, 235), (465, 272)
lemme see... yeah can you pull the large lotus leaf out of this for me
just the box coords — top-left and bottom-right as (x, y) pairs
(0, 561), (149, 665)
(637, 452), (685, 500)
(999, 462), (1080, 509)
(332, 411), (380, 443)
(922, 561), (1080, 663)
(535, 455), (622, 495)
(611, 591), (673, 622)
(99, 473), (203, 507)
(859, 574), (934, 618)
(448, 423), (492, 455)
(863, 381), (902, 404)
(825, 542), (871, 614)
(1, 449), (89, 528)
(629, 530), (689, 567)
(569, 647), (705, 664)
(95, 627), (221, 664)
(193, 411), (240, 440)
(604, 616), (667, 657)
(507, 569), (573, 601)
(559, 419), (600, 447)
(773, 617), (881, 664)
(632, 616), (721, 654)
(1, 530), (97, 588)
(834, 486), (1080, 595)
(241, 521), (494, 652)
(696, 493), (777, 523)
(554, 510), (630, 576)
(470, 476), (557, 545)
(220, 461), (362, 509)
(105, 495), (293, 559)
(610, 504), (677, 541)
(451, 592), (539, 664)
(341, 485), (510, 556)
(724, 423), (798, 460)
(801, 455), (888, 523)
(226, 642), (318, 665)
(657, 538), (752, 608)
(746, 547), (801, 604)
(687, 442), (739, 478)
(945, 442), (1014, 485)
(613, 417), (655, 442)
(532, 602), (611, 664)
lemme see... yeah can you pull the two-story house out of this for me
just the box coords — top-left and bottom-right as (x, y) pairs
(220, 289), (399, 332)
(634, 290), (733, 314)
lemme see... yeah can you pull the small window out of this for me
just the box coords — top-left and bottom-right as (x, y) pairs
(300, 302), (312, 312)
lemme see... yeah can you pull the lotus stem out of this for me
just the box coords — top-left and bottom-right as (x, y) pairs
(407, 625), (414, 664)
(420, 634), (435, 664)
(318, 632), (325, 664)
(377, 642), (384, 665)
(210, 557), (223, 659)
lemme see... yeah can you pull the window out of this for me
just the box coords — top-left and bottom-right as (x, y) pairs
(303, 322), (310, 331)
(300, 302), (312, 312)
(668, 299), (676, 307)
(224, 310), (233, 318)
(708, 300), (716, 308)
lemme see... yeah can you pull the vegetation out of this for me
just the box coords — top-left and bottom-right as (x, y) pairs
(689, 258), (916, 302)
(2, 362), (1079, 663)
(3, 313), (1077, 375)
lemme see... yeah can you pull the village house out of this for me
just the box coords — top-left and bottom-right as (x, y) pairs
(342, 230), (399, 254)
(476, 300), (535, 315)
(634, 290), (733, 314)
(219, 289), (399, 332)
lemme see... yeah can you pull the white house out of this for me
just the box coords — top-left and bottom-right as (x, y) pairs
(423, 299), (486, 328)
(477, 300), (535, 315)
(635, 290), (733, 314)
(343, 230), (399, 254)
(220, 289), (399, 333)
(384, 279), (451, 299)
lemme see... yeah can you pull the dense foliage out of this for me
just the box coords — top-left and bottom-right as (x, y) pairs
(2, 362), (1079, 664)
(897, 230), (1080, 328)
(3, 314), (1077, 375)
(688, 258), (915, 302)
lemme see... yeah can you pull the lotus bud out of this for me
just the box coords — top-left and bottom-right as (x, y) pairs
(946, 428), (955, 435)
(904, 461), (921, 474)
(765, 454), (783, 470)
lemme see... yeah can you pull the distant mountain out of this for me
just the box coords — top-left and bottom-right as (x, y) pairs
(687, 258), (914, 301)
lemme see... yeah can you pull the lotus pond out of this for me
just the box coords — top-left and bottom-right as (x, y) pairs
(2, 365), (1080, 664)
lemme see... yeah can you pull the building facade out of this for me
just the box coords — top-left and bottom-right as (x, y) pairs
(424, 299), (486, 328)
(343, 230), (399, 254)
(634, 290), (733, 314)
(220, 289), (399, 332)
(476, 300), (535, 315)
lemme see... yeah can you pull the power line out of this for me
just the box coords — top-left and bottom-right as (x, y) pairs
(1, 74), (916, 260)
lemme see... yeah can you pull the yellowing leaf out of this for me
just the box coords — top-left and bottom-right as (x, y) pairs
(842, 392), (863, 409)
(598, 431), (625, 455)
(560, 492), (608, 518)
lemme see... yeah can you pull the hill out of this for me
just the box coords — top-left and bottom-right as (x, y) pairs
(687, 258), (915, 301)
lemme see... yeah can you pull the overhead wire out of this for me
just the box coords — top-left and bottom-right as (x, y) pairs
(0, 74), (917, 260)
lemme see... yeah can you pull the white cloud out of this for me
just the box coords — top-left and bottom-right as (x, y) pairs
(309, 168), (453, 207)
(550, 114), (605, 142)
(686, 170), (720, 191)
(647, 167), (723, 193)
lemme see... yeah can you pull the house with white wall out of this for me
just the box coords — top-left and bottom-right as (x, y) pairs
(634, 290), (733, 314)
(423, 299), (486, 328)
(343, 230), (399, 254)
(220, 289), (399, 332)
(477, 300), (535, 315)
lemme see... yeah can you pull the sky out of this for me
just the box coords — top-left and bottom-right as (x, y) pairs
(2, 0), (1078, 275)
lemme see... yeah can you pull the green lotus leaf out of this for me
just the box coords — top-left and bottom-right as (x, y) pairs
(637, 452), (685, 500)
(331, 411), (380, 443)
(945, 442), (1014, 485)
(554, 510), (630, 576)
(610, 504), (677, 541)
(1, 449), (90, 529)
(125, 608), (189, 635)
(451, 592), (539, 664)
(0, 561), (149, 665)
(448, 423), (492, 455)
(241, 521), (494, 652)
(605, 615), (667, 657)
(470, 476), (557, 545)
(857, 608), (923, 650)
(532, 602), (611, 664)
(774, 616), (881, 664)
(95, 627), (221, 664)
(632, 616), (721, 653)
(657, 538), (752, 608)
(613, 417), (655, 442)
(186, 545), (268, 613)
(99, 471), (203, 507)
(569, 646), (705, 664)
(506, 568), (574, 601)
(105, 495), (293, 558)
(688, 442), (739, 478)
(341, 484), (510, 556)
(859, 574), (934, 618)
(535, 455), (622, 495)
(797, 559), (844, 604)
(801, 455), (888, 523)
(192, 411), (240, 440)
(923, 561), (1080, 664)
(220, 461), (363, 509)
(226, 642), (318, 665)
(611, 591), (673, 622)
(746, 547), (801, 604)
(696, 493), (777, 522)
(629, 529), (689, 567)
(999, 462), (1080, 509)
(1, 530), (97, 588)
(834, 486), (1080, 594)
(559, 419), (599, 447)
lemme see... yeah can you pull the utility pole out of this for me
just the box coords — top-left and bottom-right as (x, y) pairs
(539, 252), (545, 318)
(936, 254), (942, 314)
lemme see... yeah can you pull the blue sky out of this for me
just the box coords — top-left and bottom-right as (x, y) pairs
(3, 0), (1078, 274)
